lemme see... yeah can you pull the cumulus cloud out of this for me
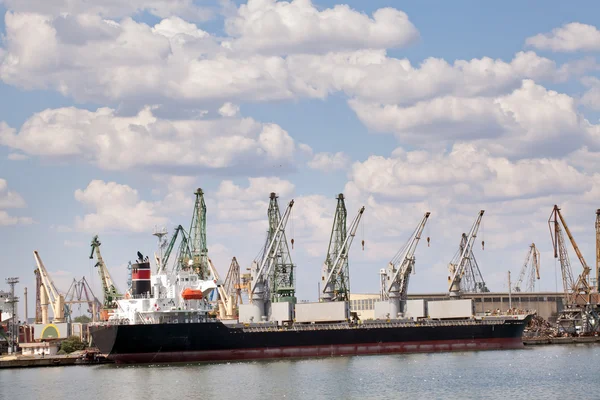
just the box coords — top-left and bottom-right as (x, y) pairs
(307, 152), (350, 171)
(74, 180), (168, 233)
(349, 80), (600, 158)
(224, 0), (419, 54)
(526, 22), (600, 52)
(0, 0), (212, 21)
(581, 76), (600, 110)
(218, 102), (240, 117)
(0, 105), (309, 173)
(0, 178), (33, 225)
(215, 177), (295, 221)
(287, 50), (573, 105)
(0, 11), (578, 107)
(346, 143), (591, 202)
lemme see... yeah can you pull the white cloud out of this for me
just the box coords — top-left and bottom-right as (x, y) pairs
(0, 12), (577, 107)
(0, 178), (32, 225)
(581, 76), (600, 110)
(0, 105), (309, 173)
(74, 180), (168, 233)
(7, 153), (28, 160)
(287, 50), (570, 105)
(0, 178), (26, 208)
(526, 22), (600, 52)
(0, 0), (212, 21)
(218, 102), (240, 117)
(215, 177), (295, 221)
(346, 143), (591, 202)
(307, 151), (350, 171)
(224, 0), (419, 54)
(349, 80), (600, 158)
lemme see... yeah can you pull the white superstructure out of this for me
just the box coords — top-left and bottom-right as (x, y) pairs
(108, 269), (217, 325)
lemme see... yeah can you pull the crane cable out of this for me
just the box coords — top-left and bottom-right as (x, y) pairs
(290, 206), (295, 250)
(361, 212), (365, 251)
(481, 216), (485, 250)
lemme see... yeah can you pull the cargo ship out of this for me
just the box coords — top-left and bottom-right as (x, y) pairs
(90, 256), (531, 364)
(91, 196), (532, 364)
(92, 315), (530, 364)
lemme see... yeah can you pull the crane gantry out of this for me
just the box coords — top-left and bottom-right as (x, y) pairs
(448, 210), (485, 298)
(320, 194), (365, 302)
(513, 243), (540, 293)
(380, 212), (430, 318)
(64, 277), (102, 322)
(249, 198), (295, 321)
(90, 236), (121, 312)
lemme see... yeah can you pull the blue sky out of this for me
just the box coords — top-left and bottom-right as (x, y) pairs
(2, 0), (600, 317)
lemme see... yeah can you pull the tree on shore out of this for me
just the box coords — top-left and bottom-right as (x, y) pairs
(59, 336), (87, 354)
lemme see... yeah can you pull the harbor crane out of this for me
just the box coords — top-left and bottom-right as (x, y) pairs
(249, 198), (295, 321)
(224, 257), (243, 308)
(33, 251), (65, 324)
(157, 225), (191, 273)
(64, 277), (102, 322)
(263, 192), (295, 302)
(548, 205), (592, 305)
(456, 233), (489, 293)
(320, 194), (364, 302)
(548, 205), (599, 334)
(379, 212), (430, 317)
(189, 188), (211, 280)
(208, 257), (243, 320)
(448, 210), (485, 298)
(90, 236), (121, 311)
(513, 244), (540, 293)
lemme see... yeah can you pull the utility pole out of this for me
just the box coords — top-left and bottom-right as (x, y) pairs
(508, 271), (512, 310)
(24, 287), (28, 324)
(596, 209), (600, 292)
(6, 277), (19, 354)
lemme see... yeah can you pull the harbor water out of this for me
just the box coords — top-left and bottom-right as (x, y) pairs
(1, 344), (598, 399)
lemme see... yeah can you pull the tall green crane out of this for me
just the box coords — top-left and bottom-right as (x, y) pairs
(264, 192), (295, 302)
(157, 225), (192, 273)
(89, 235), (121, 308)
(189, 188), (210, 279)
(321, 194), (350, 302)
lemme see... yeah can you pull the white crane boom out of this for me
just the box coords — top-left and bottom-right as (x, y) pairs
(448, 210), (484, 297)
(208, 258), (237, 320)
(322, 206), (365, 297)
(33, 251), (65, 323)
(251, 200), (294, 295)
(386, 212), (430, 297)
(514, 243), (540, 292)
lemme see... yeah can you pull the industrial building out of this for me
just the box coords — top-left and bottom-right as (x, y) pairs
(350, 292), (567, 322)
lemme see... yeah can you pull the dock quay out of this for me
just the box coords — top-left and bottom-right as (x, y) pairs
(0, 351), (113, 369)
(523, 336), (600, 346)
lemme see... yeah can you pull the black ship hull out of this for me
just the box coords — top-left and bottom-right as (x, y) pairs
(91, 316), (531, 364)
